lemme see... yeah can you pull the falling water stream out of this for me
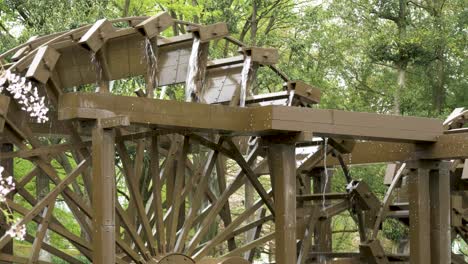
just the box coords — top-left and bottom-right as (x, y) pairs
(240, 56), (252, 107)
(322, 138), (329, 211)
(144, 37), (159, 97)
(90, 52), (103, 91)
(186, 36), (201, 102)
(287, 90), (295, 106)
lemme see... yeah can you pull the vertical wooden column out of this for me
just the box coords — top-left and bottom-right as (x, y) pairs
(0, 143), (13, 261)
(92, 127), (115, 263)
(311, 168), (333, 263)
(36, 169), (50, 261)
(429, 161), (451, 263)
(407, 160), (431, 264)
(267, 141), (296, 264)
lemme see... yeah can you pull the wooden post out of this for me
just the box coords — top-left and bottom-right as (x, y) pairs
(36, 168), (51, 262)
(312, 168), (333, 263)
(0, 143), (13, 261)
(408, 161), (431, 264)
(429, 161), (451, 263)
(92, 126), (116, 263)
(267, 141), (296, 264)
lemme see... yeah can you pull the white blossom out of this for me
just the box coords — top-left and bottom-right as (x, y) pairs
(6, 223), (26, 241)
(0, 71), (49, 123)
(0, 167), (15, 203)
(0, 165), (26, 240)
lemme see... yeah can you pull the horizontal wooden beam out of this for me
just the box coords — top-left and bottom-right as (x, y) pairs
(320, 133), (468, 166)
(58, 93), (442, 142)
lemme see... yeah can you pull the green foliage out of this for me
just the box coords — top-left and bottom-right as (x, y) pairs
(0, 0), (466, 260)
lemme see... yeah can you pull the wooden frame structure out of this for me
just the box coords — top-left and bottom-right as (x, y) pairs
(0, 14), (467, 264)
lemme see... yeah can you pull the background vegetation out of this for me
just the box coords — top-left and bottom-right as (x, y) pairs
(0, 0), (467, 262)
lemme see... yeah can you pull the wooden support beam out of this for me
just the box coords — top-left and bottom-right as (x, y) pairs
(319, 134), (468, 167)
(0, 143), (13, 262)
(135, 12), (174, 38)
(267, 142), (296, 264)
(407, 161), (431, 264)
(429, 161), (451, 263)
(189, 22), (229, 43)
(0, 96), (10, 133)
(286, 80), (321, 105)
(78, 19), (115, 52)
(25, 46), (60, 84)
(242, 47), (279, 65)
(58, 93), (442, 142)
(92, 126), (116, 264)
(312, 169), (333, 264)
(28, 201), (55, 264)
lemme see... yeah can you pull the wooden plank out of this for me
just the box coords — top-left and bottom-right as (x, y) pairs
(221, 232), (275, 258)
(150, 135), (165, 253)
(92, 127), (116, 264)
(0, 159), (90, 250)
(319, 134), (468, 167)
(185, 146), (261, 255)
(135, 12), (174, 38)
(242, 47), (279, 65)
(287, 80), (320, 104)
(25, 46), (60, 84)
(193, 195), (270, 261)
(227, 140), (275, 215)
(24, 234), (82, 264)
(78, 19), (115, 52)
(174, 141), (221, 252)
(116, 203), (151, 260)
(0, 141), (91, 159)
(27, 201), (55, 264)
(167, 137), (189, 251)
(408, 161), (431, 264)
(268, 143), (297, 264)
(189, 22), (229, 43)
(58, 93), (442, 142)
(115, 135), (157, 255)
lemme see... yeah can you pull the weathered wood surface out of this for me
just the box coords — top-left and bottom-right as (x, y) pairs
(58, 92), (442, 142)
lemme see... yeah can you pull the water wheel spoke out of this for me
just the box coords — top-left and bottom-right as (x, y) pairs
(166, 136), (189, 251)
(24, 234), (84, 264)
(116, 203), (152, 260)
(150, 135), (166, 254)
(175, 138), (222, 253)
(222, 232), (275, 258)
(28, 200), (56, 264)
(193, 193), (271, 261)
(185, 145), (262, 255)
(116, 137), (157, 256)
(116, 236), (145, 263)
(0, 158), (90, 249)
(226, 140), (275, 216)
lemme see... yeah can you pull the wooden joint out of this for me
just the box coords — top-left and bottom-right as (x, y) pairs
(25, 46), (60, 84)
(11, 46), (31, 62)
(346, 180), (380, 211)
(135, 12), (174, 38)
(79, 19), (115, 52)
(0, 95), (9, 140)
(188, 22), (229, 43)
(359, 240), (389, 263)
(329, 138), (355, 154)
(97, 115), (130, 129)
(286, 80), (321, 104)
(241, 47), (279, 65)
(261, 132), (302, 145)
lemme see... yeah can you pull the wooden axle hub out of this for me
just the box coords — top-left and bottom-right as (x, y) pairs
(150, 254), (248, 264)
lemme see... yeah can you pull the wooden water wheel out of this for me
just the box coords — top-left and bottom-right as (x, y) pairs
(0, 13), (315, 263)
(0, 13), (465, 264)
